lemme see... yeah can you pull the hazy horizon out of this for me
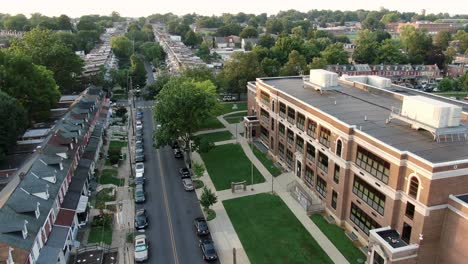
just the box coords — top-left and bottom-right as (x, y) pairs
(0, 0), (467, 18)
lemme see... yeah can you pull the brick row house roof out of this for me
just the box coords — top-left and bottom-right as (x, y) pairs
(0, 86), (108, 264)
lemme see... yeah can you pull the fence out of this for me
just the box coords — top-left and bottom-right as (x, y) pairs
(287, 181), (324, 215)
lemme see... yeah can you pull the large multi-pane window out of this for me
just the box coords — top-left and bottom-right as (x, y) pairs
(306, 143), (315, 162)
(297, 113), (305, 131)
(319, 127), (331, 147)
(260, 108), (269, 124)
(286, 149), (294, 167)
(279, 123), (285, 137)
(353, 175), (386, 215)
(287, 107), (295, 124)
(296, 136), (304, 153)
(278, 142), (285, 158)
(279, 102), (286, 118)
(287, 129), (294, 145)
(318, 152), (328, 173)
(260, 126), (269, 142)
(307, 119), (317, 138)
(350, 203), (381, 235)
(356, 146), (390, 184)
(316, 176), (327, 197)
(304, 166), (314, 187)
(405, 202), (415, 219)
(260, 91), (270, 105)
(408, 177), (419, 199)
(331, 191), (338, 210)
(333, 165), (340, 184)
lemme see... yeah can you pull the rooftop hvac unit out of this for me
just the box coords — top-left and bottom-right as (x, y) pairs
(401, 96), (462, 128)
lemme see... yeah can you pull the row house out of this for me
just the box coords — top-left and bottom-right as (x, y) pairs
(0, 87), (107, 264)
(326, 64), (441, 83)
(246, 70), (468, 264)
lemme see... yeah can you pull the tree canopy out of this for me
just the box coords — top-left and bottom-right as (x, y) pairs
(0, 91), (28, 161)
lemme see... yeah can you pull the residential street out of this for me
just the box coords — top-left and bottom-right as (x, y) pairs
(131, 62), (217, 264)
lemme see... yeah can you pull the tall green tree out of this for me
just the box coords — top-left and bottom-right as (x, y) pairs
(153, 76), (220, 165)
(130, 55), (147, 89)
(0, 50), (60, 121)
(321, 43), (348, 64)
(433, 31), (452, 50)
(57, 15), (72, 30)
(257, 34), (276, 48)
(200, 187), (218, 212)
(0, 91), (28, 161)
(353, 30), (379, 64)
(184, 30), (202, 48)
(376, 39), (406, 64)
(111, 35), (133, 59)
(261, 57), (281, 77)
(400, 25), (433, 64)
(280, 50), (307, 76)
(218, 52), (264, 94)
(239, 26), (259, 38)
(308, 57), (327, 70)
(10, 28), (83, 93)
(3, 14), (30, 31)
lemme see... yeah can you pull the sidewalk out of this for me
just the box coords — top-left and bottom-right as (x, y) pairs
(192, 112), (350, 264)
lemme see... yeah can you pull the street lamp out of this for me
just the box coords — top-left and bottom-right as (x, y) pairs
(250, 124), (254, 191)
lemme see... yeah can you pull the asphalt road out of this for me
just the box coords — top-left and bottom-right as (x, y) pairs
(133, 60), (219, 262)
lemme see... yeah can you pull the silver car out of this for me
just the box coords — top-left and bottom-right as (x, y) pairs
(134, 234), (148, 262)
(182, 178), (194, 191)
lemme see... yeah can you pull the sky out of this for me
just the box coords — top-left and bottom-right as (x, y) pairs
(0, 0), (467, 18)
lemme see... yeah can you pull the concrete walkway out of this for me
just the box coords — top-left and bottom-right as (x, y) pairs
(191, 111), (350, 264)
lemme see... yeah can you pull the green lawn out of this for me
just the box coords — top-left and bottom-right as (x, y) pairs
(311, 214), (366, 263)
(252, 146), (282, 177)
(99, 169), (124, 186)
(434, 92), (468, 97)
(218, 102), (247, 115)
(224, 194), (333, 264)
(88, 214), (113, 245)
(224, 111), (248, 124)
(199, 116), (225, 130)
(93, 188), (116, 210)
(196, 131), (233, 144)
(200, 144), (265, 190)
(108, 140), (127, 153)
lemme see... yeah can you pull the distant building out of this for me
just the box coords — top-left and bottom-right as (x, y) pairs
(214, 35), (241, 49)
(326, 64), (441, 82)
(397, 22), (461, 35)
(241, 38), (258, 50)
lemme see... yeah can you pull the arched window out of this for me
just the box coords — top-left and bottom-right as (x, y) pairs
(336, 139), (342, 157)
(408, 177), (419, 198)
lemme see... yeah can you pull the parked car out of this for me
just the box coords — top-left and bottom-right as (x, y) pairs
(134, 234), (149, 262)
(136, 120), (143, 130)
(134, 176), (145, 185)
(135, 129), (143, 137)
(135, 153), (145, 162)
(135, 163), (144, 178)
(134, 184), (146, 203)
(194, 217), (210, 236)
(174, 148), (183, 159)
(179, 167), (190, 178)
(182, 178), (194, 191)
(135, 135), (143, 144)
(199, 239), (218, 261)
(136, 142), (144, 151)
(134, 209), (148, 230)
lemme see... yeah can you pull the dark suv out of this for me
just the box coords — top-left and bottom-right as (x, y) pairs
(194, 217), (210, 236)
(199, 239), (218, 261)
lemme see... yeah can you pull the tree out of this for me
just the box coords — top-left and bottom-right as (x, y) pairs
(438, 78), (453, 92)
(115, 107), (127, 118)
(10, 28), (83, 92)
(216, 23), (242, 36)
(218, 52), (264, 94)
(0, 91), (28, 161)
(111, 35), (133, 59)
(377, 39), (406, 64)
(381, 13), (399, 24)
(257, 34), (276, 48)
(400, 25), (433, 64)
(353, 30), (379, 64)
(3, 14), (30, 31)
(146, 71), (170, 99)
(362, 12), (385, 31)
(57, 15), (72, 30)
(243, 41), (253, 51)
(184, 30), (202, 48)
(280, 50), (307, 76)
(239, 26), (258, 39)
(308, 57), (327, 70)
(139, 42), (166, 64)
(130, 55), (147, 88)
(192, 162), (206, 179)
(196, 42), (211, 62)
(154, 77), (219, 165)
(433, 31), (452, 50)
(453, 30), (468, 54)
(261, 57), (281, 77)
(321, 43), (348, 64)
(0, 50), (60, 121)
(200, 187), (218, 212)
